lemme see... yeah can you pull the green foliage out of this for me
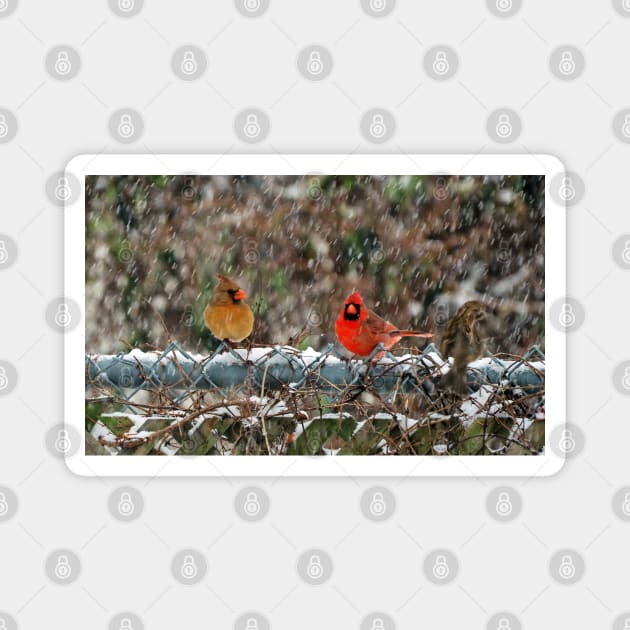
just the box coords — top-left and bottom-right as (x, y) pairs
(85, 174), (544, 358)
(270, 269), (288, 294)
(384, 175), (425, 206)
(288, 413), (356, 455)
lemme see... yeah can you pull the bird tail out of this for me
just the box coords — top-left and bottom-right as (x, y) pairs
(439, 367), (468, 394)
(389, 330), (433, 338)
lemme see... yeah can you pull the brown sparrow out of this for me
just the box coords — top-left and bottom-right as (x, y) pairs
(439, 300), (486, 393)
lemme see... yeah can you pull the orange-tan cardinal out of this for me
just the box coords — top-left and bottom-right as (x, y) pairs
(335, 291), (432, 357)
(204, 275), (254, 343)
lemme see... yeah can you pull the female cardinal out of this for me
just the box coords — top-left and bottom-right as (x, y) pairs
(335, 291), (432, 357)
(204, 274), (254, 344)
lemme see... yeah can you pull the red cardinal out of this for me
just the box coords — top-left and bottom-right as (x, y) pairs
(335, 291), (432, 357)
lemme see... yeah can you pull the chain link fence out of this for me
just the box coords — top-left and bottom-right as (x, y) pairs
(85, 342), (545, 457)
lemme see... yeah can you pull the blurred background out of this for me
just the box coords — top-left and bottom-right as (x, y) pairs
(85, 174), (545, 357)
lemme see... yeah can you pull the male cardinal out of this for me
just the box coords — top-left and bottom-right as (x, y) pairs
(335, 291), (432, 357)
(440, 300), (487, 393)
(204, 274), (254, 344)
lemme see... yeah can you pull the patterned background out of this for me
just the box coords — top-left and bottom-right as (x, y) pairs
(1, 1), (630, 628)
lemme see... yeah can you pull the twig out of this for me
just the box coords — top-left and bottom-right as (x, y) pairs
(97, 399), (247, 448)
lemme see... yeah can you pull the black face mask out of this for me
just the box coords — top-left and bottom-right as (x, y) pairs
(344, 303), (361, 321)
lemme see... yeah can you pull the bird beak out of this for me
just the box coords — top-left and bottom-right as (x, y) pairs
(234, 289), (247, 300)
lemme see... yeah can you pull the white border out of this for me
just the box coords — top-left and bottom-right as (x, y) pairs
(65, 154), (565, 477)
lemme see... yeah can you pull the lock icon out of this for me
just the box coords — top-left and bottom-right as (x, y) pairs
(118, 0), (134, 11)
(432, 555), (450, 579)
(0, 367), (8, 390)
(54, 554), (72, 579)
(435, 303), (449, 326)
(497, 240), (510, 263)
(182, 177), (196, 199)
(558, 429), (575, 453)
(308, 177), (322, 199)
(558, 303), (575, 328)
(55, 429), (72, 453)
(243, 491), (261, 516)
(495, 114), (513, 138)
(558, 554), (575, 579)
(371, 619), (385, 630)
(0, 240), (8, 264)
(558, 51), (575, 75)
(54, 302), (72, 327)
(244, 0), (261, 10)
(55, 177), (71, 201)
(120, 367), (133, 387)
(180, 555), (198, 579)
(496, 618), (511, 630)
(369, 114), (386, 139)
(621, 492), (630, 516)
(245, 619), (259, 630)
(243, 114), (261, 138)
(307, 51), (323, 75)
(118, 492), (135, 516)
(369, 491), (386, 516)
(434, 176), (448, 200)
(0, 114), (8, 138)
(369, 0), (386, 11)
(623, 367), (630, 390)
(119, 618), (133, 630)
(559, 177), (575, 201)
(180, 51), (198, 75)
(432, 51), (449, 75)
(0, 492), (8, 515)
(118, 114), (135, 138)
(622, 114), (630, 139)
(495, 491), (513, 516)
(621, 241), (630, 264)
(495, 0), (512, 11)
(306, 554), (324, 579)
(54, 51), (72, 76)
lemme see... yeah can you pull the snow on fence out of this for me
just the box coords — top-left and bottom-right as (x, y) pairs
(85, 342), (545, 457)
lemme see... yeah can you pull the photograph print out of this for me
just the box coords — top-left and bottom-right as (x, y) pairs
(84, 173), (545, 457)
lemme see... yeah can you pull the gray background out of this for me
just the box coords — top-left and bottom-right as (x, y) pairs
(1, 1), (629, 628)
